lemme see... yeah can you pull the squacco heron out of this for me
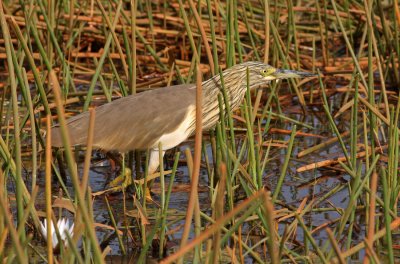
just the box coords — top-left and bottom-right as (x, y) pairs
(51, 61), (314, 182)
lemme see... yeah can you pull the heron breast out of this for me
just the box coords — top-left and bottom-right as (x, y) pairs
(153, 105), (195, 150)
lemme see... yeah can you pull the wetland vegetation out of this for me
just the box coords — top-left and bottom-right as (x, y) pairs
(0, 0), (399, 263)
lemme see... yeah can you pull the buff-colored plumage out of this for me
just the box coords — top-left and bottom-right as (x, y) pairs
(51, 61), (314, 154)
(51, 84), (195, 152)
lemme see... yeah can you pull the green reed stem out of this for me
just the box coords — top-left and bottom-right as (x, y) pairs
(0, 194), (27, 263)
(381, 167), (394, 263)
(318, 69), (351, 168)
(177, 0), (199, 64)
(50, 71), (103, 263)
(21, 69), (37, 190)
(200, 211), (264, 263)
(272, 125), (296, 202)
(159, 152), (180, 257)
(296, 214), (327, 263)
(83, 0), (123, 111)
(0, 3), (25, 241)
(205, 0), (219, 74)
(330, 0), (368, 89)
(233, 0), (242, 63)
(137, 210), (162, 264)
(105, 196), (126, 254)
(336, 155), (380, 239)
(96, 0), (129, 79)
(130, 0), (137, 94)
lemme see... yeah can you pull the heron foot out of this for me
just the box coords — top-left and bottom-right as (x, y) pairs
(108, 168), (154, 202)
(109, 167), (132, 188)
(144, 187), (154, 202)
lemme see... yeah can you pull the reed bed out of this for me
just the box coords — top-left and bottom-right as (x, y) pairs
(0, 0), (399, 263)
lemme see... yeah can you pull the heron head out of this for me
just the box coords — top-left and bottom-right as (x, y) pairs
(213, 61), (316, 95)
(230, 62), (316, 88)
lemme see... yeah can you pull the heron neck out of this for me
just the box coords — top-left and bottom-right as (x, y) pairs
(196, 72), (248, 131)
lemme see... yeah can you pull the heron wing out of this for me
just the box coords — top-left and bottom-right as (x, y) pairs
(51, 84), (196, 152)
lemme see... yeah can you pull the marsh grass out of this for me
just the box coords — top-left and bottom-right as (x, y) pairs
(0, 0), (399, 263)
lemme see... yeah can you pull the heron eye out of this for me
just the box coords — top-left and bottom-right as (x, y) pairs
(261, 68), (271, 76)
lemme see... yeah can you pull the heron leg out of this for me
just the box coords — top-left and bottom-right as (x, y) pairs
(144, 149), (165, 200)
(109, 149), (166, 199)
(109, 153), (132, 188)
(148, 149), (166, 175)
